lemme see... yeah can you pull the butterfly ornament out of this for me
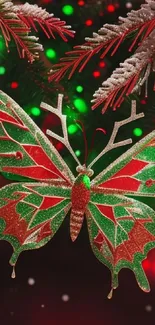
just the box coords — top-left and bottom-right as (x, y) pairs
(0, 90), (155, 298)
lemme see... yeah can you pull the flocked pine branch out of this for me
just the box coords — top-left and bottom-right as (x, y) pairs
(92, 30), (155, 113)
(0, 0), (74, 63)
(49, 0), (155, 81)
(0, 0), (42, 62)
(12, 2), (75, 42)
(49, 0), (155, 113)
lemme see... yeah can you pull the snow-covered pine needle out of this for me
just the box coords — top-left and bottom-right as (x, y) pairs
(92, 30), (155, 113)
(12, 2), (75, 42)
(49, 0), (155, 113)
(0, 0), (74, 63)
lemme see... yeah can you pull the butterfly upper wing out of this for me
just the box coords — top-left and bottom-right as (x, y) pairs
(0, 90), (75, 184)
(91, 130), (155, 196)
(86, 132), (155, 293)
(0, 182), (71, 268)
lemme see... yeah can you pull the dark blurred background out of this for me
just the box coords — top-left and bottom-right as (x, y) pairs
(1, 0), (155, 324)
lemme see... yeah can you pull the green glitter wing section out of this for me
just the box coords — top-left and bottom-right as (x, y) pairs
(0, 182), (71, 269)
(0, 90), (74, 184)
(91, 130), (155, 196)
(86, 191), (155, 294)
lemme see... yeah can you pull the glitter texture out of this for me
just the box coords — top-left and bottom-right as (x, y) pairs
(1, 90), (155, 296)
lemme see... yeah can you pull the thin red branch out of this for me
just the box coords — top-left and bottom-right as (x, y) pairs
(49, 18), (155, 82)
(0, 16), (39, 62)
(17, 14), (75, 42)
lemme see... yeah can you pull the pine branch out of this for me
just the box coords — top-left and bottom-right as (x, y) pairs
(12, 2), (75, 42)
(0, 1), (74, 63)
(49, 0), (155, 82)
(92, 30), (155, 113)
(88, 101), (144, 168)
(0, 0), (42, 62)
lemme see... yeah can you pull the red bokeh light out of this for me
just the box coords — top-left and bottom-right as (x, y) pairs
(78, 0), (85, 6)
(107, 4), (115, 13)
(56, 142), (64, 151)
(99, 61), (106, 68)
(141, 99), (147, 105)
(11, 81), (19, 89)
(93, 71), (101, 78)
(85, 19), (93, 26)
(143, 259), (151, 271)
(42, 0), (52, 3)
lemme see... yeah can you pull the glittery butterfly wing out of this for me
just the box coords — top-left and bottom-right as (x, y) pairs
(0, 91), (77, 273)
(86, 128), (155, 295)
(0, 91), (74, 183)
(0, 182), (71, 272)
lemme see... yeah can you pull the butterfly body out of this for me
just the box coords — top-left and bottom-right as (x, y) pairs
(70, 172), (91, 241)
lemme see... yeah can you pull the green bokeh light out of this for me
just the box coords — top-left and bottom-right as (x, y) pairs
(46, 48), (57, 60)
(68, 124), (78, 134)
(62, 4), (74, 15)
(75, 150), (81, 157)
(73, 98), (88, 113)
(30, 107), (41, 117)
(0, 66), (6, 75)
(64, 106), (78, 120)
(133, 128), (143, 137)
(0, 37), (5, 51)
(76, 85), (83, 93)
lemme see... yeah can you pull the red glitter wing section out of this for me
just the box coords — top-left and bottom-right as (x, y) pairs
(40, 196), (64, 210)
(0, 193), (53, 245)
(94, 231), (106, 251)
(93, 221), (155, 264)
(96, 205), (116, 224)
(0, 111), (21, 125)
(0, 111), (26, 130)
(99, 177), (142, 191)
(0, 193), (39, 245)
(22, 145), (64, 180)
(114, 221), (154, 264)
(113, 160), (148, 177)
(93, 231), (114, 264)
(97, 159), (148, 191)
(36, 223), (52, 243)
(0, 183), (71, 249)
(2, 166), (63, 181)
(92, 213), (154, 265)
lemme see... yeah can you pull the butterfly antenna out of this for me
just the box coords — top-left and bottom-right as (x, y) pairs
(90, 128), (107, 153)
(75, 120), (88, 165)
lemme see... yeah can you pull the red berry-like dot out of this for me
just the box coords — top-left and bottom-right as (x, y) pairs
(145, 179), (153, 187)
(16, 151), (23, 160)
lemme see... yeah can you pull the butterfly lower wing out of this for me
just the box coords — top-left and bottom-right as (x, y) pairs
(0, 182), (71, 268)
(86, 191), (155, 294)
(0, 91), (74, 184)
(91, 131), (155, 196)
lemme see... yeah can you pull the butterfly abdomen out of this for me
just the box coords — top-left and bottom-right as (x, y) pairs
(70, 174), (91, 241)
